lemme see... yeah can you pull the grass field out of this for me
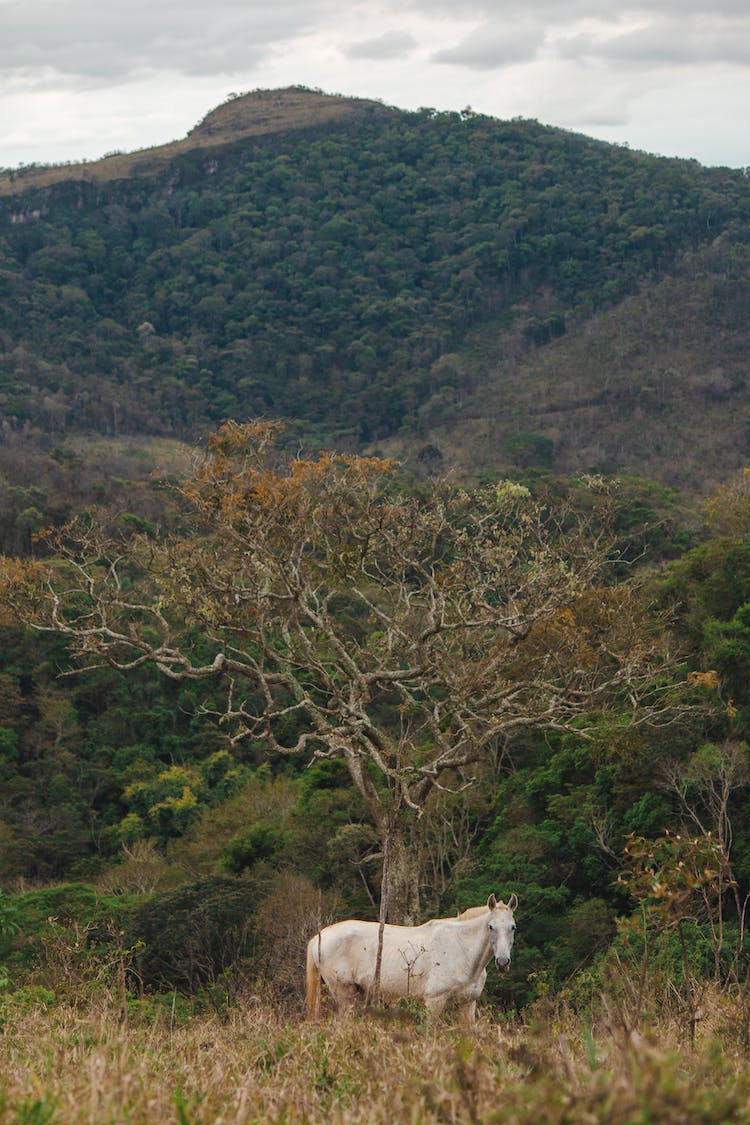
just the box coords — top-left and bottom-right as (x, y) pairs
(2, 985), (750, 1124)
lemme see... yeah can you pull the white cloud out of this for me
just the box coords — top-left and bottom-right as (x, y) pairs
(432, 22), (544, 68)
(345, 31), (417, 60)
(559, 14), (750, 67)
(0, 0), (331, 80)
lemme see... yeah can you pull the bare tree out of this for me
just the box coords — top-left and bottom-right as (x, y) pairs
(3, 421), (686, 922)
(661, 741), (750, 982)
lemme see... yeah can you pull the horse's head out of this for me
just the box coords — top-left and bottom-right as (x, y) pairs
(486, 893), (517, 972)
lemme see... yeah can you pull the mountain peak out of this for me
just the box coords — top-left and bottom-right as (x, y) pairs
(188, 86), (386, 142)
(0, 86), (386, 196)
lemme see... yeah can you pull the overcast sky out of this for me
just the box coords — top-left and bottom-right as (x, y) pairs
(3, 0), (750, 170)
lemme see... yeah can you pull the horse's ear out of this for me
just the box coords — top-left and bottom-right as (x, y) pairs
(487, 893), (497, 910)
(507, 893), (518, 912)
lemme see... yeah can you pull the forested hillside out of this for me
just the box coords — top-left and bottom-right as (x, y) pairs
(1, 87), (749, 487)
(390, 234), (750, 489)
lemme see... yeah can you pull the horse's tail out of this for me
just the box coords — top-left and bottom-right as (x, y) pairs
(306, 935), (322, 1021)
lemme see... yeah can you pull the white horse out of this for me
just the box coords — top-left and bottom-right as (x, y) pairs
(306, 893), (517, 1025)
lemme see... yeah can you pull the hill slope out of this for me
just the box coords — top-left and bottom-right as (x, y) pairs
(389, 233), (750, 489)
(1, 86), (749, 488)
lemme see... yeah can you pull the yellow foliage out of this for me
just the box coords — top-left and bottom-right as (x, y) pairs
(0, 555), (46, 626)
(704, 469), (750, 536)
(188, 420), (396, 525)
(687, 670), (721, 692)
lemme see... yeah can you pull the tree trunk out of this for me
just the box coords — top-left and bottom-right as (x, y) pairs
(342, 750), (422, 924)
(380, 818), (421, 925)
(372, 816), (421, 1005)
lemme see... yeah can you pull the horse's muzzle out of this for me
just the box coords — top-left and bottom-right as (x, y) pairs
(495, 956), (510, 971)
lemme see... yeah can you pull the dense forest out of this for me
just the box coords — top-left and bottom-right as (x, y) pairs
(2, 88), (750, 1122)
(1, 88), (749, 456)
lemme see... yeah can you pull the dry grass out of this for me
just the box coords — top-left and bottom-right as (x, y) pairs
(61, 434), (195, 477)
(2, 987), (750, 1123)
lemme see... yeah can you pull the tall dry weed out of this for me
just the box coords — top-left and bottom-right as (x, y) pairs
(0, 986), (749, 1123)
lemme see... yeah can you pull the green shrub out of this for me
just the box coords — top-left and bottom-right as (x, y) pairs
(220, 825), (286, 874)
(129, 877), (257, 993)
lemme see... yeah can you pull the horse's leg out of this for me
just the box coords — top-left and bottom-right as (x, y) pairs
(329, 981), (360, 1018)
(423, 995), (447, 1021)
(456, 999), (477, 1027)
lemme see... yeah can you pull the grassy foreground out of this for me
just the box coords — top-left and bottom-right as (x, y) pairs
(2, 988), (750, 1124)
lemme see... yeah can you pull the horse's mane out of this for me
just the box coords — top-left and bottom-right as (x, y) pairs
(455, 901), (517, 919)
(455, 905), (490, 920)
(416, 904), (489, 931)
(421, 904), (490, 926)
(389, 902), (505, 932)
